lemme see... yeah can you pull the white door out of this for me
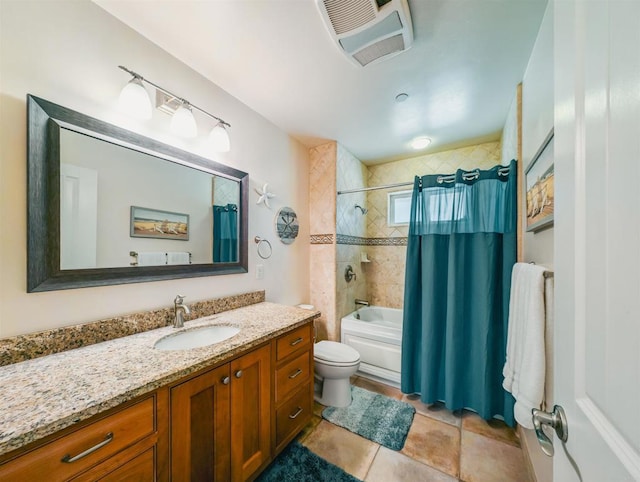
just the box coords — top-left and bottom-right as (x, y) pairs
(554, 1), (640, 480)
(60, 163), (98, 269)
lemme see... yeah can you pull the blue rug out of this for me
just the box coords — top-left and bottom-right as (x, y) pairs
(256, 442), (361, 482)
(322, 386), (415, 450)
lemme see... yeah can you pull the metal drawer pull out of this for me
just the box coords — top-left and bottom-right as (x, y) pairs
(61, 432), (114, 463)
(288, 407), (303, 419)
(290, 337), (303, 346)
(289, 369), (303, 379)
(222, 376), (230, 385)
(235, 370), (243, 378)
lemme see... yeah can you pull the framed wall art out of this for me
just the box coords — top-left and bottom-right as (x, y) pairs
(525, 129), (554, 232)
(130, 206), (189, 240)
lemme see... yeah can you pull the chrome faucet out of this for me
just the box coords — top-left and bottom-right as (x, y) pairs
(355, 299), (369, 308)
(174, 295), (191, 328)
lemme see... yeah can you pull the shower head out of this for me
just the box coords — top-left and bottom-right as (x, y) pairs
(354, 204), (368, 215)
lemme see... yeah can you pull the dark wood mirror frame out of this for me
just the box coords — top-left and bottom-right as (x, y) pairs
(27, 95), (248, 292)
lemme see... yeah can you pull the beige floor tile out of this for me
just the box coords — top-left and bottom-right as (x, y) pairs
(365, 446), (458, 482)
(353, 377), (403, 400)
(402, 413), (461, 478)
(296, 415), (322, 443)
(402, 395), (462, 427)
(301, 420), (380, 480)
(461, 411), (520, 447)
(460, 431), (530, 482)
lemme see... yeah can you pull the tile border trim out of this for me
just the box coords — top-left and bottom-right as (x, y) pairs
(335, 234), (408, 246)
(310, 234), (334, 244)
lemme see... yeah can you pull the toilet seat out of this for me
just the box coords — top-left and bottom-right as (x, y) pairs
(314, 341), (360, 366)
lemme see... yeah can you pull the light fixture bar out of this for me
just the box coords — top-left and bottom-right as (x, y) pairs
(118, 65), (230, 128)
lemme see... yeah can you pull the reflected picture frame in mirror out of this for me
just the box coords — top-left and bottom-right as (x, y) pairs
(27, 95), (248, 292)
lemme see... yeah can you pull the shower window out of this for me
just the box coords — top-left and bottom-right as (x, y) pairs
(388, 187), (468, 227)
(387, 190), (412, 226)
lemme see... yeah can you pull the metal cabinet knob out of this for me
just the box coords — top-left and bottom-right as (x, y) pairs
(531, 405), (568, 457)
(235, 370), (243, 378)
(221, 376), (230, 385)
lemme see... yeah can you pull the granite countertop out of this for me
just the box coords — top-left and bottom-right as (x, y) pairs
(0, 302), (318, 457)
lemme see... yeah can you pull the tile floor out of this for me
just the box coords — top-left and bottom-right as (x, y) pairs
(296, 376), (531, 482)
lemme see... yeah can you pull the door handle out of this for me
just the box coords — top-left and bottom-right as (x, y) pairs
(531, 405), (568, 457)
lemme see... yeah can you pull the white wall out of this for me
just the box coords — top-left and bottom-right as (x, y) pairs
(522, 3), (554, 267)
(0, 0), (310, 337)
(519, 4), (554, 482)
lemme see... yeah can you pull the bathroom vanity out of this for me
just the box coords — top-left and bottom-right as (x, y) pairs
(0, 302), (316, 481)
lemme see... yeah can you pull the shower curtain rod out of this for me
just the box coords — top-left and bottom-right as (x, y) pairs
(337, 181), (413, 195)
(337, 166), (511, 195)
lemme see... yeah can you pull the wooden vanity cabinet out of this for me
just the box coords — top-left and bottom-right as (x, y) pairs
(170, 363), (231, 481)
(170, 343), (271, 482)
(0, 320), (315, 482)
(0, 389), (169, 482)
(168, 322), (314, 481)
(273, 323), (314, 453)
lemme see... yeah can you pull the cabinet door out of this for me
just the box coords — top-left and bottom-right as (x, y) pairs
(230, 345), (271, 482)
(171, 364), (231, 482)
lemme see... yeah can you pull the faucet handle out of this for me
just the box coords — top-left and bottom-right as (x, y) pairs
(174, 294), (186, 305)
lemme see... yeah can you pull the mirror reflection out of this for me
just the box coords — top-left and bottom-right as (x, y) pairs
(59, 129), (240, 269)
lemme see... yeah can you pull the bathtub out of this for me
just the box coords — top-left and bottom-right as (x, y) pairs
(341, 306), (402, 387)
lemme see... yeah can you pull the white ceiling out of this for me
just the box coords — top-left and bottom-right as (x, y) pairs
(95, 0), (547, 165)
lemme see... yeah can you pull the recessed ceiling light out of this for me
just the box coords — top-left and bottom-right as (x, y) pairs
(411, 137), (431, 149)
(395, 93), (409, 102)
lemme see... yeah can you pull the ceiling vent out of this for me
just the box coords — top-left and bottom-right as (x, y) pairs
(316, 0), (413, 67)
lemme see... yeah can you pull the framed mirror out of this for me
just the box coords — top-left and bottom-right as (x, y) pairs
(27, 95), (248, 292)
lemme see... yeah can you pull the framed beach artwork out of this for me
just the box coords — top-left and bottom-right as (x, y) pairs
(130, 206), (189, 240)
(525, 129), (554, 232)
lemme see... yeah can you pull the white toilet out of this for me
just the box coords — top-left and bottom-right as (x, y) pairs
(314, 340), (360, 407)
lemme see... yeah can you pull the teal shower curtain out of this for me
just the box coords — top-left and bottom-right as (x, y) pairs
(213, 204), (238, 263)
(401, 160), (517, 425)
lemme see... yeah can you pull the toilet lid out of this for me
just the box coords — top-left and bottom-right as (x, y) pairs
(314, 341), (360, 364)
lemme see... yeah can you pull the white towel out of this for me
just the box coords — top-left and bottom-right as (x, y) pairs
(167, 252), (190, 265)
(503, 262), (546, 428)
(137, 252), (167, 266)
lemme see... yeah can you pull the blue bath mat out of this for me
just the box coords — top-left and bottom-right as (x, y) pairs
(322, 386), (415, 451)
(256, 441), (361, 482)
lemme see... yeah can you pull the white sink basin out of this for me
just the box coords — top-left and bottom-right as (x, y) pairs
(154, 325), (240, 351)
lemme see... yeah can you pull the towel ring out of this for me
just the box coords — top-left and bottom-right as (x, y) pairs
(254, 236), (272, 259)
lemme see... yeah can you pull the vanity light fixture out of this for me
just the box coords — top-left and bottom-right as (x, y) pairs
(411, 136), (431, 150)
(118, 66), (231, 149)
(208, 122), (231, 152)
(117, 75), (152, 120)
(170, 102), (198, 138)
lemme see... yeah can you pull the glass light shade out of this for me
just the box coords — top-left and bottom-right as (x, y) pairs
(170, 104), (198, 138)
(208, 123), (231, 152)
(411, 136), (431, 150)
(118, 78), (152, 120)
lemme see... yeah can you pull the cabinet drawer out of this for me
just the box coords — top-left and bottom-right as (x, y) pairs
(275, 351), (310, 403)
(0, 396), (155, 481)
(275, 383), (312, 448)
(93, 447), (155, 482)
(276, 324), (312, 361)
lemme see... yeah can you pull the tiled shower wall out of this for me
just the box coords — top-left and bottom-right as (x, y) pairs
(309, 142), (337, 340)
(364, 142), (502, 309)
(336, 144), (368, 322)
